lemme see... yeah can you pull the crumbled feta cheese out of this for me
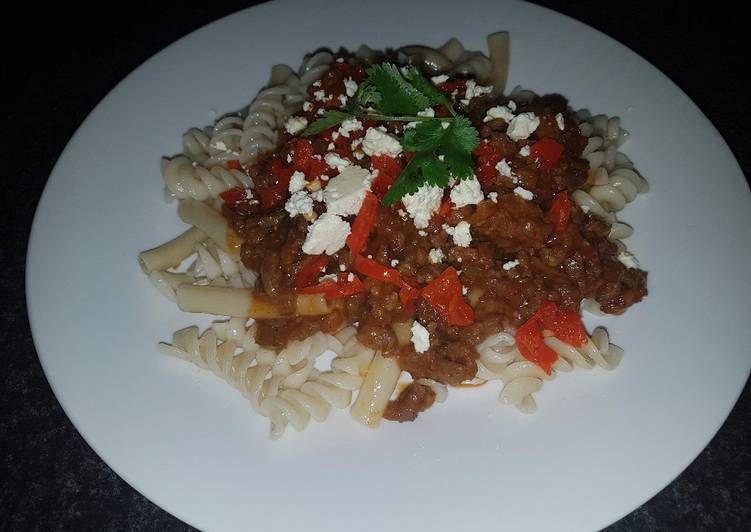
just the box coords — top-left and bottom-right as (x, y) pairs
(312, 80), (322, 87)
(507, 100), (517, 111)
(286, 153), (292, 164)
(460, 79), (493, 106)
(336, 57), (344, 63)
(483, 105), (515, 123)
(506, 112), (540, 141)
(285, 191), (313, 218)
(513, 186), (534, 200)
(344, 77), (358, 97)
(496, 158), (513, 177)
(418, 230), (427, 237)
(313, 90), (326, 101)
(450, 176), (484, 208)
(332, 131), (340, 140)
(502, 259), (520, 271)
(462, 285), (468, 295)
(488, 191), (498, 203)
(327, 142), (336, 150)
(339, 264), (347, 272)
(338, 118), (363, 138)
(428, 248), (445, 264)
(323, 165), (372, 216)
(441, 121), (450, 129)
(417, 107), (435, 118)
(324, 152), (351, 173)
(430, 74), (449, 84)
(555, 112), (565, 131)
(302, 101), (313, 112)
(397, 209), (407, 219)
(402, 184), (443, 229)
(337, 94), (348, 107)
(319, 273), (337, 282)
(617, 251), (640, 269)
(410, 321), (430, 354)
(316, 108), (325, 116)
(443, 221), (472, 247)
(347, 272), (355, 282)
(302, 213), (351, 255)
(361, 127), (403, 158)
(519, 145), (531, 157)
(390, 259), (400, 267)
(288, 170), (307, 193)
(437, 154), (445, 161)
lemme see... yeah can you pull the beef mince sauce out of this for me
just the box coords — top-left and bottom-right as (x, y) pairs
(221, 60), (647, 422)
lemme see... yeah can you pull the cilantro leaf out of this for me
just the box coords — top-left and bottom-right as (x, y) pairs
(381, 154), (427, 205)
(418, 157), (450, 188)
(442, 146), (475, 180)
(302, 110), (352, 137)
(353, 81), (381, 108)
(366, 63), (430, 115)
(445, 116), (480, 153)
(401, 121), (449, 152)
(402, 66), (450, 108)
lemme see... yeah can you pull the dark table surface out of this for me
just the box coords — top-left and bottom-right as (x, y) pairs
(3, 1), (749, 530)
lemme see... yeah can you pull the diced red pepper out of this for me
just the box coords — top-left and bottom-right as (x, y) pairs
(353, 255), (403, 286)
(370, 172), (395, 199)
(218, 186), (247, 205)
(270, 155), (294, 182)
(306, 155), (328, 180)
(399, 285), (421, 313)
(435, 105), (453, 118)
(295, 254), (329, 290)
(292, 138), (315, 173)
(549, 191), (571, 231)
(346, 192), (379, 256)
(371, 155), (403, 179)
(298, 272), (365, 300)
(258, 184), (287, 209)
(436, 80), (467, 94)
(473, 140), (503, 183)
(421, 267), (474, 326)
(226, 159), (242, 170)
(438, 196), (452, 217)
(515, 300), (588, 375)
(531, 138), (565, 169)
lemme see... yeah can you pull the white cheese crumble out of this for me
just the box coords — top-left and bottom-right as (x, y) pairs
(450, 176), (484, 208)
(347, 272), (355, 282)
(284, 191), (313, 218)
(361, 127), (403, 157)
(483, 105), (515, 123)
(313, 90), (327, 101)
(288, 170), (307, 193)
(401, 184), (443, 229)
(417, 107), (435, 117)
(460, 80), (493, 106)
(344, 77), (358, 97)
(410, 321), (430, 354)
(488, 191), (498, 203)
(519, 145), (531, 157)
(430, 74), (449, 84)
(319, 273), (337, 282)
(513, 186), (534, 200)
(327, 142), (336, 150)
(506, 112), (540, 141)
(462, 285), (468, 295)
(507, 100), (517, 111)
(441, 121), (450, 129)
(617, 251), (640, 269)
(502, 259), (520, 271)
(302, 101), (313, 112)
(496, 158), (513, 177)
(302, 213), (351, 255)
(555, 112), (565, 131)
(418, 230), (427, 237)
(443, 221), (472, 247)
(339, 264), (347, 272)
(338, 118), (363, 138)
(428, 248), (445, 264)
(323, 165), (372, 216)
(324, 152), (351, 172)
(337, 94), (348, 107)
(390, 259), (400, 267)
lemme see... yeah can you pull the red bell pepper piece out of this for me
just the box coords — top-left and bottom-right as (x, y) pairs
(371, 155), (403, 179)
(295, 255), (329, 290)
(421, 267), (474, 326)
(531, 137), (565, 169)
(298, 272), (365, 300)
(548, 191), (571, 230)
(346, 192), (379, 256)
(226, 159), (242, 170)
(515, 316), (558, 375)
(473, 140), (503, 183)
(292, 138), (315, 173)
(353, 255), (403, 286)
(370, 172), (395, 199)
(436, 80), (467, 94)
(218, 186), (247, 205)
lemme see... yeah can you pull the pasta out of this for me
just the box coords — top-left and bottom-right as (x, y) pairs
(141, 32), (648, 438)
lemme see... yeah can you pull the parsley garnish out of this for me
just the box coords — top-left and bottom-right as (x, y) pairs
(302, 63), (480, 204)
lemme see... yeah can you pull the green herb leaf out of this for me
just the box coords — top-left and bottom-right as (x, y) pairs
(402, 66), (451, 108)
(366, 63), (430, 115)
(401, 121), (449, 152)
(302, 110), (352, 137)
(418, 157), (450, 188)
(442, 146), (475, 180)
(353, 81), (381, 108)
(381, 154), (428, 205)
(445, 116), (480, 153)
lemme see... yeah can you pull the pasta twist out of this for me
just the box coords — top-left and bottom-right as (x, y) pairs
(573, 113), (649, 222)
(161, 155), (253, 201)
(398, 38), (493, 83)
(473, 328), (623, 413)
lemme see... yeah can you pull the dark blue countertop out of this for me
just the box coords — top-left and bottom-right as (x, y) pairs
(3, 1), (749, 530)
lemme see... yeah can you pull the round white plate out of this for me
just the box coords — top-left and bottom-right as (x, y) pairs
(26, 1), (751, 531)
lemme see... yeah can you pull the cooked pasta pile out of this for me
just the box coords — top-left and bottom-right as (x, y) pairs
(139, 33), (647, 438)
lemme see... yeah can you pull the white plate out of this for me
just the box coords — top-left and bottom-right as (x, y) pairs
(26, 1), (751, 531)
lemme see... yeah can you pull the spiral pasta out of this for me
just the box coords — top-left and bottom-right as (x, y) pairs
(473, 328), (623, 413)
(573, 112), (649, 222)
